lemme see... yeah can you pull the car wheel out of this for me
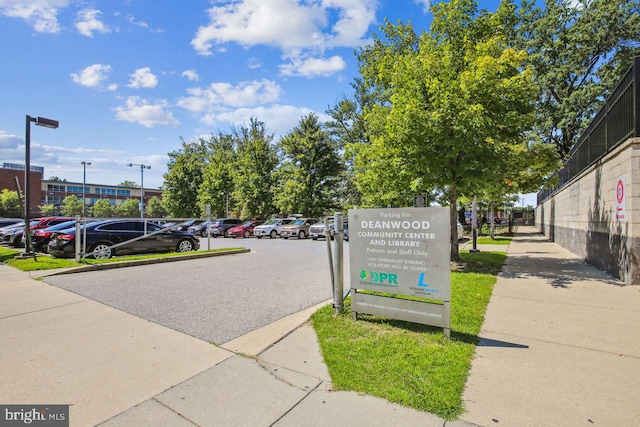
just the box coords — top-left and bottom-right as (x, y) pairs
(256, 236), (262, 239)
(298, 230), (306, 239)
(90, 243), (112, 259)
(311, 237), (317, 240)
(283, 237), (289, 239)
(177, 239), (194, 252)
(243, 230), (251, 238)
(200, 230), (207, 237)
(269, 230), (277, 239)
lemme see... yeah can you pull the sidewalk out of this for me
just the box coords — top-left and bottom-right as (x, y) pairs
(461, 226), (640, 426)
(1, 227), (639, 426)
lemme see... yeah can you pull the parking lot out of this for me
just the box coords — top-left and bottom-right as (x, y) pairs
(43, 236), (350, 344)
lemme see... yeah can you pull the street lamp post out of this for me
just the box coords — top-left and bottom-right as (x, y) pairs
(81, 161), (92, 217)
(127, 163), (151, 218)
(24, 115), (58, 256)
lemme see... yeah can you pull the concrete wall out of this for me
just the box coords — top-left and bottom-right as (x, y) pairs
(536, 138), (639, 285)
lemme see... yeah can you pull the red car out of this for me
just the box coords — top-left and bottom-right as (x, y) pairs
(225, 220), (263, 238)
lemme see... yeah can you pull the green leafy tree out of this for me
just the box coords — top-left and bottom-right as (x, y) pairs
(0, 189), (22, 217)
(232, 118), (279, 218)
(92, 198), (115, 218)
(145, 196), (168, 218)
(274, 113), (343, 217)
(355, 0), (548, 260)
(39, 204), (56, 216)
(119, 180), (138, 188)
(519, 0), (640, 158)
(61, 194), (83, 217)
(198, 133), (237, 218)
(116, 199), (140, 218)
(162, 138), (208, 217)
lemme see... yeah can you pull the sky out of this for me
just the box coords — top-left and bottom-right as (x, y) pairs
(0, 0), (536, 206)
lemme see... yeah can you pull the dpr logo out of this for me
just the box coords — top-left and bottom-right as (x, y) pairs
(359, 270), (398, 285)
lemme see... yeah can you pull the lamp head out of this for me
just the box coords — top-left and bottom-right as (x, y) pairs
(127, 163), (133, 167)
(35, 117), (59, 129)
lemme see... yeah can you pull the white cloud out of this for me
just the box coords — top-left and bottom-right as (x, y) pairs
(0, 0), (70, 33)
(191, 0), (377, 56)
(177, 79), (282, 112)
(75, 8), (110, 37)
(114, 96), (179, 128)
(280, 55), (346, 77)
(181, 69), (200, 81)
(248, 57), (262, 69)
(414, 0), (430, 13)
(200, 104), (330, 139)
(126, 14), (164, 32)
(70, 64), (112, 88)
(128, 67), (158, 89)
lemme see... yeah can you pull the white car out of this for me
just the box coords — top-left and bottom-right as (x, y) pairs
(253, 218), (294, 239)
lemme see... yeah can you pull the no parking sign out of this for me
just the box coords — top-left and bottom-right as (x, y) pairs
(616, 176), (626, 221)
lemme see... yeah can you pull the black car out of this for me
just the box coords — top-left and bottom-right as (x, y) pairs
(48, 219), (200, 259)
(30, 219), (98, 253)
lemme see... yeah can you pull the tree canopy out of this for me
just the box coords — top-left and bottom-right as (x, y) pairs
(354, 0), (555, 260)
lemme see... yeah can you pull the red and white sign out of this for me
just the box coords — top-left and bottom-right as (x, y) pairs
(616, 176), (626, 221)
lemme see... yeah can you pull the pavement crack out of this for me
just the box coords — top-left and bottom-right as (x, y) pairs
(0, 300), (88, 321)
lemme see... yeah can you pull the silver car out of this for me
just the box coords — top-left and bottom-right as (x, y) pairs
(254, 218), (294, 239)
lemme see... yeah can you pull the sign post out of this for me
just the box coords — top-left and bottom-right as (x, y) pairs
(348, 207), (451, 337)
(616, 176), (626, 222)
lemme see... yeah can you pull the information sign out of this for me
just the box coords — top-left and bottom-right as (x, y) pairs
(348, 207), (451, 335)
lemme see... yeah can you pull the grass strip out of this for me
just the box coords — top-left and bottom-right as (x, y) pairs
(474, 236), (512, 244)
(0, 247), (244, 271)
(310, 251), (505, 420)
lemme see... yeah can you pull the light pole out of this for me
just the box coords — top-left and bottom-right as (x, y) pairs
(81, 161), (92, 217)
(24, 115), (58, 256)
(127, 163), (150, 218)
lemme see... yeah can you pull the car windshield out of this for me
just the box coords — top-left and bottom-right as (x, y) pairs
(262, 219), (278, 225)
(292, 219), (305, 225)
(242, 221), (253, 226)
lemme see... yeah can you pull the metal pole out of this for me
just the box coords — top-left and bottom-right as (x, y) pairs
(24, 115), (32, 256)
(333, 212), (344, 315)
(325, 217), (335, 298)
(140, 165), (144, 219)
(75, 216), (81, 262)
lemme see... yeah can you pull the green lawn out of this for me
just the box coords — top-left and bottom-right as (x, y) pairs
(310, 250), (506, 420)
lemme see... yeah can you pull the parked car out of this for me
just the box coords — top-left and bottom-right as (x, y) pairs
(0, 222), (26, 244)
(7, 217), (73, 248)
(47, 219), (199, 259)
(254, 218), (294, 239)
(0, 218), (22, 228)
(280, 218), (318, 239)
(309, 217), (349, 240)
(207, 218), (243, 237)
(187, 221), (212, 237)
(225, 220), (263, 238)
(30, 219), (98, 253)
(170, 219), (207, 232)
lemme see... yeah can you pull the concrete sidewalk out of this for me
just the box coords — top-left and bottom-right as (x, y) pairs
(461, 226), (640, 426)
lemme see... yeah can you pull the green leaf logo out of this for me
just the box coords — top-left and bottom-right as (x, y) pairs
(360, 270), (368, 280)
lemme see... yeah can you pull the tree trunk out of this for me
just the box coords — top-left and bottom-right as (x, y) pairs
(449, 186), (460, 262)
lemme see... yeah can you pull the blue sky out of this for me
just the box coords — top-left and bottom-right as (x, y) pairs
(0, 0), (536, 205)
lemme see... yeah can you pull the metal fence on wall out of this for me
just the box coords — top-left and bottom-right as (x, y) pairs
(538, 57), (640, 205)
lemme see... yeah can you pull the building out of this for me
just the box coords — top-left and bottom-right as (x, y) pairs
(0, 164), (162, 217)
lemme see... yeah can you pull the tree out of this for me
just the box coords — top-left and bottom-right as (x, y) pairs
(116, 199), (140, 218)
(274, 113), (343, 218)
(519, 0), (640, 158)
(119, 180), (138, 188)
(231, 118), (279, 218)
(162, 138), (208, 218)
(355, 0), (548, 260)
(39, 204), (56, 216)
(198, 133), (237, 218)
(146, 196), (168, 218)
(61, 195), (83, 217)
(0, 189), (22, 217)
(92, 199), (115, 218)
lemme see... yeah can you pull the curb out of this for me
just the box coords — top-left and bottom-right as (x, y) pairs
(37, 248), (251, 277)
